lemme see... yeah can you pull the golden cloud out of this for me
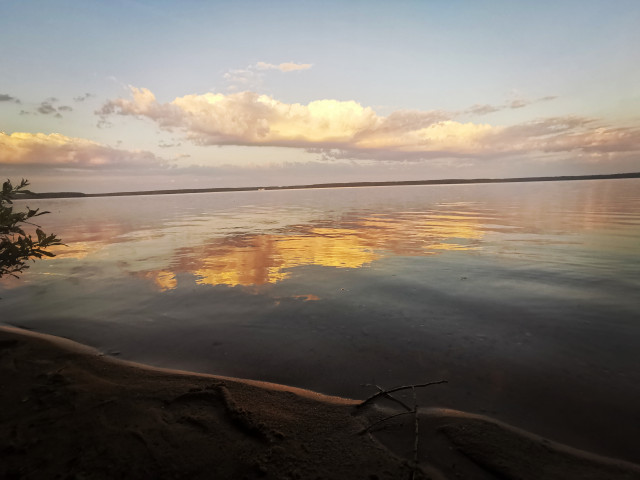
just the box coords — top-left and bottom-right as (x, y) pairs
(99, 87), (640, 161)
(0, 131), (164, 168)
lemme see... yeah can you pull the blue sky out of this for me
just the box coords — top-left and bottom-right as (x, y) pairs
(1, 0), (639, 193)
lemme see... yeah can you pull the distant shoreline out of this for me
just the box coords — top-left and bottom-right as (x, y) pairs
(16, 171), (640, 199)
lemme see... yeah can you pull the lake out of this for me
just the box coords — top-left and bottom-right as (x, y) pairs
(2, 178), (640, 463)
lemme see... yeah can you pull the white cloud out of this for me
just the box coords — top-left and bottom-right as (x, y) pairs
(98, 87), (640, 163)
(223, 68), (260, 86)
(0, 131), (165, 169)
(255, 61), (313, 72)
(223, 61), (312, 91)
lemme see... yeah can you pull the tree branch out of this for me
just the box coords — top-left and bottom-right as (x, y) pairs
(356, 380), (447, 409)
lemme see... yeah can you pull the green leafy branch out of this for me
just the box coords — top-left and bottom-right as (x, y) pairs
(1, 179), (63, 278)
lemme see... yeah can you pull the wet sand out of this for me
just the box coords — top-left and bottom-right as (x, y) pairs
(2, 326), (639, 480)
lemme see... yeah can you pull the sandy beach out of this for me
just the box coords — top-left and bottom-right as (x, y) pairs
(2, 325), (639, 480)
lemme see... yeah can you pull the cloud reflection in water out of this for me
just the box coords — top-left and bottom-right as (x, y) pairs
(33, 206), (485, 292)
(131, 211), (483, 289)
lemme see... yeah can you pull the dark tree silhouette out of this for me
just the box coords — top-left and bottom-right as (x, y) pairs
(1, 179), (62, 278)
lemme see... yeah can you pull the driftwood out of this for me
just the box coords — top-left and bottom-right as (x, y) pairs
(356, 380), (447, 480)
(361, 383), (413, 411)
(358, 410), (414, 435)
(356, 380), (447, 409)
(412, 386), (419, 480)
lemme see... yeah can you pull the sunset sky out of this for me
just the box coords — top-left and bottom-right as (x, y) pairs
(1, 0), (639, 193)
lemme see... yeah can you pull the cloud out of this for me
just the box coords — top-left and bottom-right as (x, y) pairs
(158, 141), (181, 148)
(99, 87), (447, 148)
(99, 87), (640, 162)
(0, 93), (20, 103)
(255, 61), (313, 72)
(223, 68), (260, 87)
(467, 104), (501, 115)
(508, 99), (529, 109)
(506, 119), (640, 154)
(0, 132), (166, 169)
(96, 118), (113, 129)
(483, 116), (640, 158)
(466, 95), (558, 116)
(35, 99), (73, 117)
(37, 102), (58, 115)
(223, 61), (312, 91)
(73, 93), (94, 102)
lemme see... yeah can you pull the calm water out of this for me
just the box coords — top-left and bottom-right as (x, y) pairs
(3, 179), (640, 461)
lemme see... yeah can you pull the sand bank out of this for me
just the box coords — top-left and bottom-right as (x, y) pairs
(2, 326), (639, 479)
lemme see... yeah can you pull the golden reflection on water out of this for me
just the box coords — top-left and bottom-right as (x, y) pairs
(4, 180), (638, 298)
(161, 214), (482, 289)
(145, 270), (178, 291)
(46, 241), (98, 259)
(193, 227), (381, 287)
(24, 209), (485, 291)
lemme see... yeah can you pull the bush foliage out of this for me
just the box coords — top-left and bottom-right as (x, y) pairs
(0, 179), (62, 278)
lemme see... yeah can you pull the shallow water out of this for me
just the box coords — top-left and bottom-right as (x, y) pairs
(3, 179), (640, 462)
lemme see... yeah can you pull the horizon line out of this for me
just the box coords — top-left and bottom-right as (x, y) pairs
(17, 171), (640, 199)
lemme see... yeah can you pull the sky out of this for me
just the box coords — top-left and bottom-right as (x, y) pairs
(1, 0), (639, 194)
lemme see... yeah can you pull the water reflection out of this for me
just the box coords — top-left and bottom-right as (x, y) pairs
(188, 212), (487, 287)
(6, 180), (639, 293)
(41, 210), (485, 290)
(144, 270), (177, 291)
(47, 241), (99, 260)
(186, 227), (381, 287)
